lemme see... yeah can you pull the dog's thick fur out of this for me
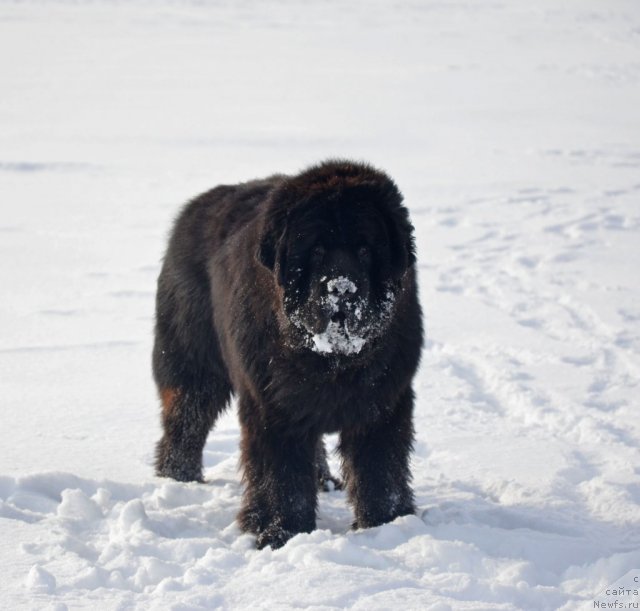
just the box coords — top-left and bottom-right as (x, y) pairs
(153, 160), (423, 549)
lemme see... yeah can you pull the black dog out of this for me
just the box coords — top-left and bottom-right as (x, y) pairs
(153, 160), (423, 549)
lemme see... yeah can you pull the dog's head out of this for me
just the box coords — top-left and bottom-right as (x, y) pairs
(257, 160), (416, 356)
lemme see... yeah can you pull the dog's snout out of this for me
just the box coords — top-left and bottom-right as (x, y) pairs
(330, 311), (347, 326)
(326, 276), (357, 297)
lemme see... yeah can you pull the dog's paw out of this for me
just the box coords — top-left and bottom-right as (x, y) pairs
(318, 474), (343, 492)
(256, 523), (294, 550)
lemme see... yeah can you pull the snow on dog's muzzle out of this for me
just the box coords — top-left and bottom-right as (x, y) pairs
(310, 276), (368, 355)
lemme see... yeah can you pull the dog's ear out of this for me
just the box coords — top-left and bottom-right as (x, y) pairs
(257, 213), (288, 286)
(385, 204), (416, 279)
(257, 223), (277, 271)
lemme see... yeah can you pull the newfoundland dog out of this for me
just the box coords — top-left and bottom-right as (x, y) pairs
(153, 160), (423, 549)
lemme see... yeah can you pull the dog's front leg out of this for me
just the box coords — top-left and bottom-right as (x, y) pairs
(237, 397), (318, 549)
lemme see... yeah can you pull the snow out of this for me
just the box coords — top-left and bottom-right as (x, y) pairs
(1, 0), (639, 609)
(311, 320), (367, 355)
(311, 276), (366, 355)
(326, 277), (358, 297)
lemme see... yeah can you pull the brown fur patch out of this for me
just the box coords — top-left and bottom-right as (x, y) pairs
(160, 388), (179, 417)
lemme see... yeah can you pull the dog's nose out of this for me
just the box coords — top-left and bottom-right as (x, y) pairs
(326, 276), (357, 297)
(330, 310), (347, 326)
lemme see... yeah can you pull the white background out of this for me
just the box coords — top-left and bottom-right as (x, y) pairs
(1, 1), (639, 609)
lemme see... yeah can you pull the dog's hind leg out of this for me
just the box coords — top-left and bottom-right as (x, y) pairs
(154, 378), (230, 482)
(315, 437), (342, 491)
(152, 267), (232, 483)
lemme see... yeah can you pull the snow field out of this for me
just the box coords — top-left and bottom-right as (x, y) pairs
(1, 1), (639, 609)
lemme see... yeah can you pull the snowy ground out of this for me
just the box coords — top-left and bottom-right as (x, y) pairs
(1, 1), (639, 609)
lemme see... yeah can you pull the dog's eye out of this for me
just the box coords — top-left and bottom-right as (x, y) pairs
(357, 245), (371, 262)
(311, 245), (325, 263)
